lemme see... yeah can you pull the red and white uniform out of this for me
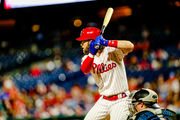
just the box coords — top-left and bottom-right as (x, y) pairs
(82, 47), (130, 120)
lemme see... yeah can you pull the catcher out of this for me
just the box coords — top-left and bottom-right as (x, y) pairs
(128, 88), (177, 120)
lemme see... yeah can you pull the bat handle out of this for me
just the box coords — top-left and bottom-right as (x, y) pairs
(101, 26), (105, 35)
(94, 45), (100, 49)
(94, 25), (106, 50)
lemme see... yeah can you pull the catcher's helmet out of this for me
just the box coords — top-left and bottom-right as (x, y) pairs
(76, 27), (101, 41)
(132, 88), (160, 108)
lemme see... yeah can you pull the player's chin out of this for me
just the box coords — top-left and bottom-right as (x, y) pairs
(83, 49), (89, 55)
(83, 50), (89, 55)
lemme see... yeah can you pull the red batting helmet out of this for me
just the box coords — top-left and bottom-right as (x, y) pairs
(76, 27), (101, 41)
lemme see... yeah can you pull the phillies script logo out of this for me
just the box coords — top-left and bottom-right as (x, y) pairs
(92, 62), (117, 73)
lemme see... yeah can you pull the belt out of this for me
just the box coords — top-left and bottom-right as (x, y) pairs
(102, 91), (129, 101)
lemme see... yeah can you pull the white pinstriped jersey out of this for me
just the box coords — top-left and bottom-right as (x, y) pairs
(82, 47), (129, 96)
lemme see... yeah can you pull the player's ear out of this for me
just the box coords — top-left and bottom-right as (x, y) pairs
(140, 102), (144, 108)
(141, 102), (148, 110)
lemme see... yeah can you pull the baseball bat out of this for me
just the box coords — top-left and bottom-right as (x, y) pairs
(101, 7), (114, 34)
(95, 7), (114, 49)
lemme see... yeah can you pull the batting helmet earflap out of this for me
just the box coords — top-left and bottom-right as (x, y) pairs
(76, 27), (101, 41)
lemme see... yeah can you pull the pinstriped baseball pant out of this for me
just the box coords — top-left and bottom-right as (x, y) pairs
(84, 96), (130, 120)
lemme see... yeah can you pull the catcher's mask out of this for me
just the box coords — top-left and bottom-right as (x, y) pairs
(76, 27), (101, 41)
(129, 88), (160, 115)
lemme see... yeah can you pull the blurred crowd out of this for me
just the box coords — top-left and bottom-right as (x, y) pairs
(0, 22), (179, 119)
(0, 76), (99, 119)
(0, 63), (179, 119)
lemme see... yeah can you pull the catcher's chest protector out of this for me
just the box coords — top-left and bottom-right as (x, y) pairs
(128, 108), (177, 120)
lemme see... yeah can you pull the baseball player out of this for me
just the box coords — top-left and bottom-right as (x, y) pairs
(76, 27), (134, 120)
(128, 88), (177, 120)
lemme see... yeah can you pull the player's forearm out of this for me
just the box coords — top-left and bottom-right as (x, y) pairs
(107, 40), (134, 54)
(81, 53), (94, 74)
(108, 40), (134, 50)
(117, 40), (134, 50)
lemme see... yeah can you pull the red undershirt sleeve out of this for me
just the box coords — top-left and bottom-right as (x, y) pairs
(81, 53), (94, 74)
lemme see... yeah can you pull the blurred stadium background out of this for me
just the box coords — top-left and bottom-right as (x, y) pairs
(0, 0), (179, 119)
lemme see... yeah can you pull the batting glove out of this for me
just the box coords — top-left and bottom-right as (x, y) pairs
(89, 39), (101, 55)
(96, 35), (108, 46)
